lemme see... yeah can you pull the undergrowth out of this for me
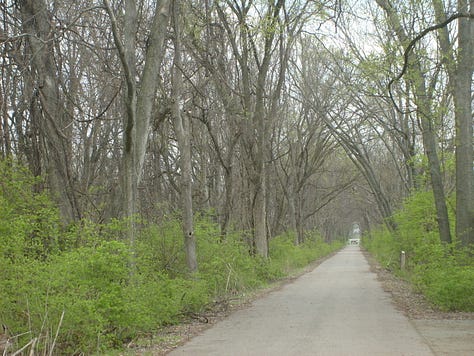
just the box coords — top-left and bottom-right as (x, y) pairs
(0, 160), (342, 354)
(363, 190), (474, 312)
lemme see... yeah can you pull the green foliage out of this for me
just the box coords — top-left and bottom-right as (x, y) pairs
(393, 190), (447, 267)
(361, 227), (399, 269)
(407, 153), (455, 190)
(363, 189), (474, 312)
(0, 159), (61, 261)
(413, 262), (474, 311)
(0, 160), (342, 354)
(269, 231), (342, 276)
(198, 229), (265, 295)
(135, 217), (187, 277)
(1, 242), (129, 353)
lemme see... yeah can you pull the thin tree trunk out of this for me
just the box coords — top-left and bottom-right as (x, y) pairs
(287, 171), (298, 244)
(172, 0), (197, 272)
(221, 166), (234, 238)
(418, 107), (452, 244)
(295, 193), (305, 244)
(252, 0), (285, 258)
(253, 87), (268, 257)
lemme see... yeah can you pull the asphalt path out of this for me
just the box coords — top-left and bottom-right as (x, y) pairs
(169, 245), (434, 355)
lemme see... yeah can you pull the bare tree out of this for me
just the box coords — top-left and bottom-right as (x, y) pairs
(431, 0), (474, 245)
(171, 0), (198, 272)
(103, 0), (171, 245)
(17, 0), (81, 223)
(376, 0), (452, 243)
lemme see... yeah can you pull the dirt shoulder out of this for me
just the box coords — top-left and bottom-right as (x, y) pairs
(362, 249), (474, 320)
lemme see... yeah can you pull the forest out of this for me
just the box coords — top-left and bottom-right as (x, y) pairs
(0, 0), (473, 354)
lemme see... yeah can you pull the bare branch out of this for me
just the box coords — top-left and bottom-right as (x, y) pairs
(388, 12), (474, 113)
(102, 0), (135, 100)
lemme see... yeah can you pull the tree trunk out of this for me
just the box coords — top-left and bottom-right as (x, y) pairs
(251, 0), (285, 258)
(432, 0), (474, 245)
(172, 0), (198, 272)
(287, 171), (298, 244)
(221, 166), (234, 238)
(18, 0), (80, 224)
(295, 193), (305, 245)
(418, 108), (452, 244)
(453, 0), (474, 245)
(104, 0), (171, 247)
(253, 82), (268, 257)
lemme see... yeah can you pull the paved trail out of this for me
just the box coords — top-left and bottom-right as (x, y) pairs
(170, 246), (434, 355)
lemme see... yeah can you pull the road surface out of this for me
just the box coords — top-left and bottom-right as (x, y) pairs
(169, 245), (434, 355)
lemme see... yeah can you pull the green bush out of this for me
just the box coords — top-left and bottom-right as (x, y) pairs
(135, 217), (187, 277)
(196, 219), (270, 294)
(0, 160), (343, 354)
(0, 159), (61, 261)
(363, 189), (474, 312)
(414, 264), (474, 311)
(363, 227), (401, 269)
(269, 231), (340, 276)
(0, 241), (129, 353)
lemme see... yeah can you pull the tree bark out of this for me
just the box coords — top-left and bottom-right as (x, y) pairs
(103, 0), (171, 246)
(172, 0), (198, 272)
(251, 0), (285, 258)
(18, 0), (81, 224)
(453, 0), (474, 245)
(431, 0), (473, 245)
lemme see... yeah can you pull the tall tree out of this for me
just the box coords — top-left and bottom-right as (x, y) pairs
(431, 0), (474, 245)
(453, 0), (474, 245)
(103, 0), (171, 244)
(18, 0), (81, 223)
(376, 0), (452, 243)
(171, 0), (198, 272)
(206, 0), (284, 257)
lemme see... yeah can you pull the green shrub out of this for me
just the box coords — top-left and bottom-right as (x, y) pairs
(414, 265), (474, 311)
(135, 217), (187, 277)
(363, 189), (474, 312)
(196, 221), (267, 294)
(268, 231), (342, 277)
(0, 160), (343, 353)
(0, 159), (61, 261)
(0, 241), (128, 353)
(363, 227), (400, 269)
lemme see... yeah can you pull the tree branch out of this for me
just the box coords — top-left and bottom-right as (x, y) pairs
(102, 0), (135, 103)
(388, 12), (474, 113)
